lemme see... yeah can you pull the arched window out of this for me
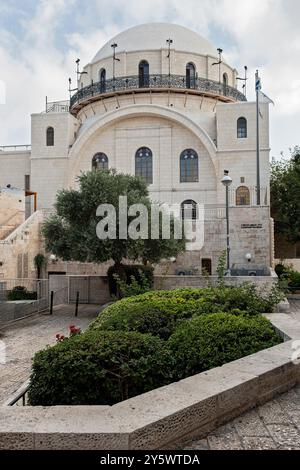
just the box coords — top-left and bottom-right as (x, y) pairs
(92, 153), (108, 171)
(181, 199), (198, 220)
(180, 149), (199, 182)
(237, 117), (247, 138)
(223, 73), (228, 96)
(186, 63), (196, 89)
(99, 68), (106, 93)
(135, 147), (152, 184)
(139, 61), (149, 88)
(46, 127), (54, 146)
(236, 186), (250, 206)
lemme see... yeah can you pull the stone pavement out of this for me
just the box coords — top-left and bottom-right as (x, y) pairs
(181, 387), (300, 450)
(181, 299), (300, 450)
(0, 304), (100, 404)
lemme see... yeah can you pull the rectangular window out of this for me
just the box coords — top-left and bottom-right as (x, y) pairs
(25, 175), (30, 190)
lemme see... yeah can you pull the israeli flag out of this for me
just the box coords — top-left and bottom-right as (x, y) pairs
(255, 74), (262, 92)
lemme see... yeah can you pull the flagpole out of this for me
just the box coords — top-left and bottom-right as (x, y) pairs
(255, 70), (261, 205)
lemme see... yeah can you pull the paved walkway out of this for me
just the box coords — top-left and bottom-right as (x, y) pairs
(181, 299), (300, 450)
(0, 304), (100, 404)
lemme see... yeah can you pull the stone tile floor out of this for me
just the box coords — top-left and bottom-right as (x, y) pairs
(181, 387), (300, 450)
(181, 299), (300, 450)
(0, 304), (100, 404)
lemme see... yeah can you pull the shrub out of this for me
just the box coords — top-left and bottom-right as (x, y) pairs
(114, 270), (153, 298)
(275, 263), (300, 293)
(104, 284), (282, 313)
(90, 284), (283, 339)
(28, 330), (172, 406)
(91, 300), (189, 339)
(168, 313), (282, 380)
(107, 264), (154, 297)
(275, 263), (287, 278)
(288, 270), (300, 293)
(7, 286), (37, 301)
(89, 292), (214, 339)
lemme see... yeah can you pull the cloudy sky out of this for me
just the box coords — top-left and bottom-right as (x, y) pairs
(0, 0), (299, 158)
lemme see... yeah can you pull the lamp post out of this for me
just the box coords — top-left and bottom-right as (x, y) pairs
(166, 38), (173, 81)
(221, 170), (233, 274)
(111, 43), (120, 89)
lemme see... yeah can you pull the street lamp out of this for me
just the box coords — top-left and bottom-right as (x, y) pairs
(221, 170), (233, 274)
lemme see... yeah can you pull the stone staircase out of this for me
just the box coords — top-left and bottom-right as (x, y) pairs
(0, 210), (47, 279)
(0, 211), (24, 240)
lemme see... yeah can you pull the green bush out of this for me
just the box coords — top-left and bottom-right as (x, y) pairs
(91, 300), (191, 339)
(275, 263), (286, 278)
(113, 270), (153, 298)
(275, 264), (300, 293)
(105, 284), (281, 313)
(107, 264), (154, 297)
(7, 286), (37, 301)
(28, 330), (172, 406)
(90, 284), (283, 339)
(288, 270), (300, 293)
(168, 313), (282, 380)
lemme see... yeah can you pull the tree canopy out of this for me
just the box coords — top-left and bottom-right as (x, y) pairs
(271, 146), (300, 244)
(42, 170), (185, 266)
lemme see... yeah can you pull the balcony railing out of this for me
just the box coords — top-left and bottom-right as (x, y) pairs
(45, 100), (69, 113)
(70, 74), (246, 110)
(0, 145), (31, 152)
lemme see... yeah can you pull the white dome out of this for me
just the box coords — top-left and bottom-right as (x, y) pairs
(91, 23), (217, 63)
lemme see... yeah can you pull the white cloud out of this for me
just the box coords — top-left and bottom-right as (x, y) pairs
(0, 0), (299, 157)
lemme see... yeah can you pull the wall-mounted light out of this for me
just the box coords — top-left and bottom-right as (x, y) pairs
(245, 253), (252, 262)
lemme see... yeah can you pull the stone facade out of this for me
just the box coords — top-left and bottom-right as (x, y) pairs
(0, 23), (273, 277)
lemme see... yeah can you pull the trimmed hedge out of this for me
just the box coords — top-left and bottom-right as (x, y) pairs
(104, 284), (281, 313)
(107, 264), (154, 297)
(28, 330), (172, 406)
(29, 286), (283, 406)
(168, 313), (282, 380)
(90, 285), (282, 339)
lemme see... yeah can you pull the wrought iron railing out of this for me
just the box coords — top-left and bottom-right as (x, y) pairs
(46, 100), (69, 113)
(5, 380), (30, 406)
(70, 74), (246, 109)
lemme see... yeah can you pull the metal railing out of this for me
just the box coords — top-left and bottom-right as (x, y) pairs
(5, 380), (30, 407)
(70, 74), (246, 109)
(0, 145), (31, 152)
(45, 100), (69, 113)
